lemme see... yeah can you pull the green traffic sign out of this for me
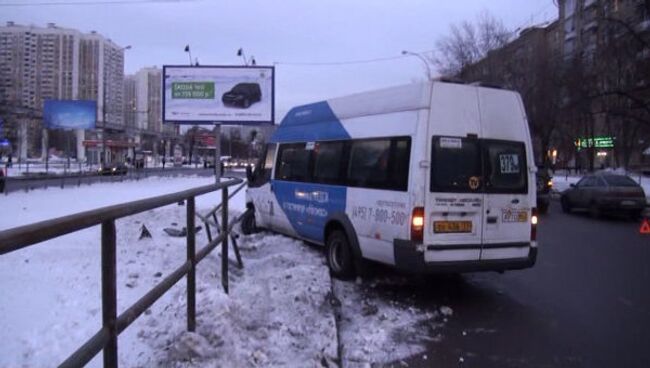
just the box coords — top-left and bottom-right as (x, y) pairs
(575, 136), (615, 151)
(171, 82), (215, 99)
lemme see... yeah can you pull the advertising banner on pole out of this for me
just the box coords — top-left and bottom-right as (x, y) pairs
(162, 65), (274, 125)
(43, 100), (97, 130)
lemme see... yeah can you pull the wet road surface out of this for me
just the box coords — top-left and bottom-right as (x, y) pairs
(374, 201), (650, 368)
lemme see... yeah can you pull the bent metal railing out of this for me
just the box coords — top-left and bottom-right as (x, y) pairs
(0, 178), (244, 368)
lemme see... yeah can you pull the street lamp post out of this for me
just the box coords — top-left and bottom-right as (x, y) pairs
(401, 50), (432, 80)
(237, 48), (255, 66)
(184, 45), (193, 66)
(237, 48), (248, 66)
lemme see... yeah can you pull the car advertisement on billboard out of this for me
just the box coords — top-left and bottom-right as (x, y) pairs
(43, 100), (97, 130)
(163, 65), (274, 124)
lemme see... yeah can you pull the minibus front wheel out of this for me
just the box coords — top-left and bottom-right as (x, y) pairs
(241, 208), (259, 235)
(326, 230), (355, 280)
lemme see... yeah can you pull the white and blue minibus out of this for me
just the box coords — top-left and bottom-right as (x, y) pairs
(243, 81), (538, 279)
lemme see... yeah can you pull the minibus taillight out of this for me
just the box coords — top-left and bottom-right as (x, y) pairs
(531, 207), (538, 241)
(411, 207), (425, 243)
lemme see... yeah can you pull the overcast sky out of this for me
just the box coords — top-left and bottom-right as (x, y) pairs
(0, 0), (557, 120)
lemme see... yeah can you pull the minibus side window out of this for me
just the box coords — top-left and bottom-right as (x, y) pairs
(347, 137), (410, 191)
(483, 140), (527, 194)
(391, 138), (411, 191)
(275, 143), (312, 182)
(348, 139), (391, 189)
(313, 141), (345, 185)
(430, 136), (481, 193)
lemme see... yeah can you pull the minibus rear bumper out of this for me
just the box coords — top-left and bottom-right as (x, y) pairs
(393, 240), (537, 273)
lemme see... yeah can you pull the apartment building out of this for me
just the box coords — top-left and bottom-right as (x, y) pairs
(0, 22), (127, 162)
(460, 0), (650, 168)
(556, 0), (650, 168)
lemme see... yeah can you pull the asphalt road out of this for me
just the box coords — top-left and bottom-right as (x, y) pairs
(378, 201), (650, 368)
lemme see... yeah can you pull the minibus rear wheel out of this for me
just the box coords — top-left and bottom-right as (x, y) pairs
(326, 230), (355, 280)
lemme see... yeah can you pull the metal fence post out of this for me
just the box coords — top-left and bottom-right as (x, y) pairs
(102, 220), (118, 368)
(186, 197), (196, 332)
(221, 186), (229, 294)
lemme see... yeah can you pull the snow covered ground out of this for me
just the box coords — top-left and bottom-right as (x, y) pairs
(0, 177), (446, 367)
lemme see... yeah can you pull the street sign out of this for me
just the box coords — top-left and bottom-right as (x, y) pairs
(575, 136), (615, 151)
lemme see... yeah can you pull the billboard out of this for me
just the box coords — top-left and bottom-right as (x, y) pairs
(44, 100), (97, 130)
(163, 65), (274, 124)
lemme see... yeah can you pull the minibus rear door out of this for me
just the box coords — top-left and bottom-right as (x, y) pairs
(425, 136), (484, 262)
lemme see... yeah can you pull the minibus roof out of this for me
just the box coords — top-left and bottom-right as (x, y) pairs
(271, 82), (432, 143)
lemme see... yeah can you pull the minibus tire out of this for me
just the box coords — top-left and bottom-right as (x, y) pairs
(241, 209), (258, 235)
(326, 230), (355, 280)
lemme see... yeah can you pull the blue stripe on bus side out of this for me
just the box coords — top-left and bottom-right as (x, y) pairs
(271, 101), (351, 143)
(272, 180), (347, 243)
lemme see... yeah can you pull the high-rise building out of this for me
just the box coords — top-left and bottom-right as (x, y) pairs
(127, 67), (178, 160)
(123, 75), (136, 133)
(134, 67), (161, 134)
(0, 22), (127, 162)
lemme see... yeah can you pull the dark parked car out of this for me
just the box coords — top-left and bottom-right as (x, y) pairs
(98, 163), (128, 176)
(560, 173), (646, 218)
(536, 167), (552, 214)
(221, 83), (261, 108)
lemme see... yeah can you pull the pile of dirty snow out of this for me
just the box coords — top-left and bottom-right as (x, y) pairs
(142, 232), (339, 367)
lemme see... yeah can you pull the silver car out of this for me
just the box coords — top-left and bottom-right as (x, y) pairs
(560, 173), (646, 218)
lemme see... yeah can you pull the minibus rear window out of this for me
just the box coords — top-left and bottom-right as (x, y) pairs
(483, 140), (527, 193)
(430, 137), (481, 193)
(430, 137), (528, 194)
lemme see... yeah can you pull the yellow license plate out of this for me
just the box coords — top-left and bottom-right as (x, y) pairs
(433, 221), (472, 233)
(502, 210), (528, 223)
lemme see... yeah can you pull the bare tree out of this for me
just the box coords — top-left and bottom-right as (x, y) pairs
(433, 11), (512, 76)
